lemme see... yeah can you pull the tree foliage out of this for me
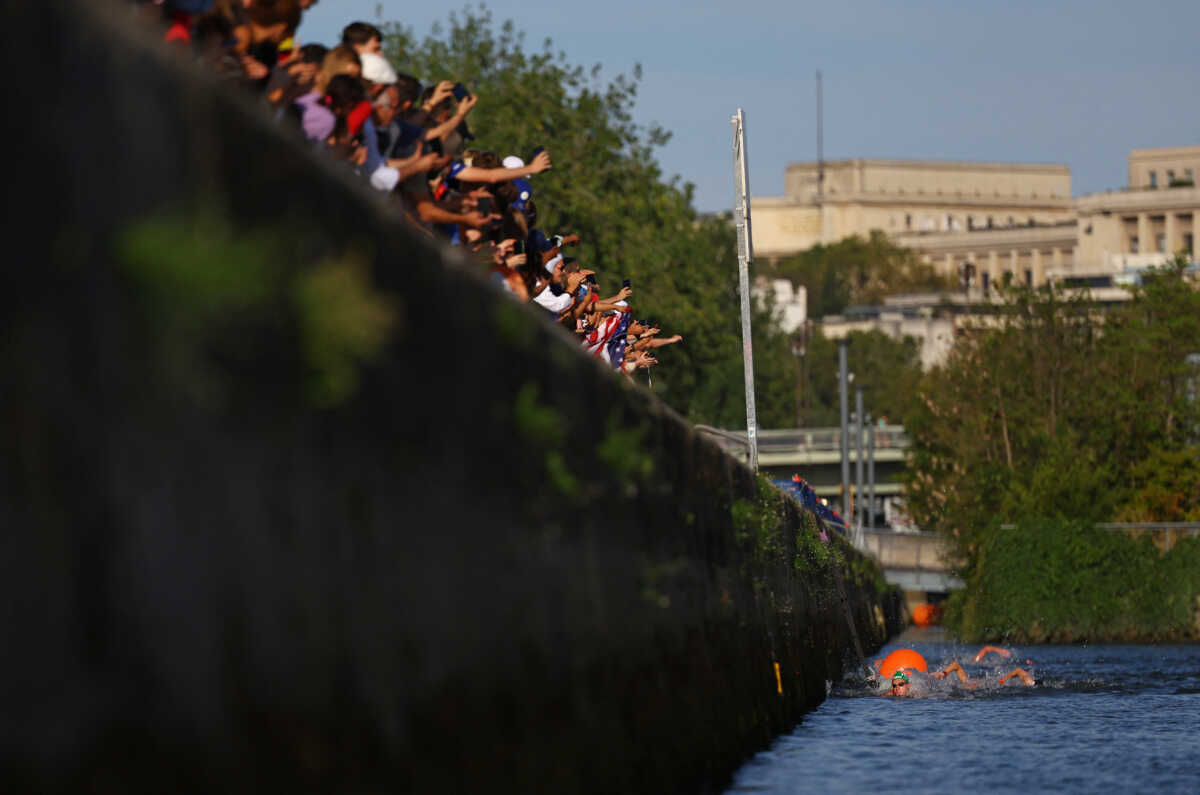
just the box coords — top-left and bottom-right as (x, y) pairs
(381, 7), (797, 427)
(770, 230), (953, 319)
(947, 519), (1200, 643)
(796, 329), (924, 428)
(904, 256), (1200, 638)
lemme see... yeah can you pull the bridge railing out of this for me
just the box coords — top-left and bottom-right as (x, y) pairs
(999, 522), (1200, 552)
(698, 426), (910, 456)
(1098, 522), (1200, 552)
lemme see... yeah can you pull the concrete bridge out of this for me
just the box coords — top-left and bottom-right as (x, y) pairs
(700, 425), (910, 499)
(850, 529), (962, 595)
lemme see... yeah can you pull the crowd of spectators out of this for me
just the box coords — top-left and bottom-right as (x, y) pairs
(134, 0), (682, 377)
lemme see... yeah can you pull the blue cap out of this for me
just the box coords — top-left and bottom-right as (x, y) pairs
(511, 178), (533, 212)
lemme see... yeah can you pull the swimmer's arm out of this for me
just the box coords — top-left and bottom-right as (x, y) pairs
(998, 668), (1035, 686)
(935, 660), (969, 683)
(973, 645), (1012, 662)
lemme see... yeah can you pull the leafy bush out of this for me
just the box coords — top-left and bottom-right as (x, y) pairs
(947, 518), (1200, 642)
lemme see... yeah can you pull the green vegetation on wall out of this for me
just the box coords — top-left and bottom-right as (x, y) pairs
(732, 474), (891, 602)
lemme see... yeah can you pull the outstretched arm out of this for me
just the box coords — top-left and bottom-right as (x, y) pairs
(933, 660), (969, 683)
(998, 668), (1035, 686)
(973, 645), (1013, 662)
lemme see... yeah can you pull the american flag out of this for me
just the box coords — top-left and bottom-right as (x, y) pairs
(582, 310), (630, 364)
(604, 312), (633, 368)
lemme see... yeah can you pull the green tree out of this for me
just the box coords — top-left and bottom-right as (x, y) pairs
(904, 254), (1200, 637)
(770, 231), (953, 318)
(1114, 446), (1200, 522)
(381, 8), (797, 428)
(796, 329), (923, 428)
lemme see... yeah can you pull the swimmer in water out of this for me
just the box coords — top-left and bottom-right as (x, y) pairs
(972, 645), (1012, 662)
(883, 670), (914, 697)
(933, 660), (1035, 688)
(881, 646), (1035, 696)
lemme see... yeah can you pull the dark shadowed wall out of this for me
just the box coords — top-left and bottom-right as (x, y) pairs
(0, 2), (900, 792)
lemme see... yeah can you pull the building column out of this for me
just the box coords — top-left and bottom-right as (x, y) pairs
(1165, 212), (1179, 256)
(1137, 213), (1152, 254)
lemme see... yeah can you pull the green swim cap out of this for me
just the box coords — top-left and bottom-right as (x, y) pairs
(891, 670), (911, 685)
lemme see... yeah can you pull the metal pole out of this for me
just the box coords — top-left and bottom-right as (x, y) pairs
(867, 420), (876, 530)
(855, 388), (864, 529)
(816, 70), (824, 205)
(731, 108), (758, 471)
(838, 338), (850, 516)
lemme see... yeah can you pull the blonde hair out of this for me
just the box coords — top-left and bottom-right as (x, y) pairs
(314, 46), (361, 95)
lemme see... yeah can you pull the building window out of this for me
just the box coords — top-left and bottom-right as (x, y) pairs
(987, 216), (994, 229)
(1130, 235), (1139, 253)
(1185, 233), (1194, 253)
(1186, 169), (1194, 184)
(1167, 170), (1176, 183)
(1024, 269), (1033, 286)
(1007, 216), (1014, 226)
(1149, 171), (1157, 188)
(905, 214), (912, 230)
(981, 272), (990, 293)
(967, 216), (974, 230)
(1156, 233), (1167, 253)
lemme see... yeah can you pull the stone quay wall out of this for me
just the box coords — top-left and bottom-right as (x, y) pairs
(0, 2), (900, 791)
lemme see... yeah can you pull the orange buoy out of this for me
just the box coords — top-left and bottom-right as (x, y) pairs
(912, 603), (942, 627)
(877, 648), (928, 679)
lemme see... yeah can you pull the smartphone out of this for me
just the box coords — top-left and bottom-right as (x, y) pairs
(425, 136), (444, 156)
(531, 145), (545, 158)
(585, 273), (597, 285)
(452, 83), (470, 101)
(622, 278), (631, 289)
(476, 195), (493, 215)
(515, 239), (526, 255)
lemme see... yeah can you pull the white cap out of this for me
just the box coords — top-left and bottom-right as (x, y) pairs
(360, 52), (398, 85)
(533, 287), (573, 314)
(369, 165), (400, 192)
(544, 253), (563, 275)
(502, 155), (526, 170)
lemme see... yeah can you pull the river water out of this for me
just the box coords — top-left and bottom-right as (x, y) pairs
(727, 628), (1200, 792)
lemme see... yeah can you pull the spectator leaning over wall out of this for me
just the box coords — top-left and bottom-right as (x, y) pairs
(342, 21), (383, 56)
(135, 2), (686, 379)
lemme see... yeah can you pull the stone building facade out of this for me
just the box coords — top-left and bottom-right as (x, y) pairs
(752, 146), (1200, 287)
(752, 158), (1073, 260)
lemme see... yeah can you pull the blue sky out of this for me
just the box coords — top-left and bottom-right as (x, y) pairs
(299, 1), (1200, 212)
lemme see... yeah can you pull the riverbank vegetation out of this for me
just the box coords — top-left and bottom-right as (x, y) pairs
(904, 256), (1200, 641)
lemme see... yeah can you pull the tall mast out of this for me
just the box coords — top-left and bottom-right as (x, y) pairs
(816, 70), (824, 205)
